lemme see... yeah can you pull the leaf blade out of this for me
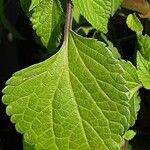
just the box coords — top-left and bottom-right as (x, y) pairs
(72, 0), (123, 33)
(2, 32), (132, 150)
(30, 0), (64, 51)
(126, 14), (143, 35)
(111, 0), (123, 15)
(137, 52), (150, 89)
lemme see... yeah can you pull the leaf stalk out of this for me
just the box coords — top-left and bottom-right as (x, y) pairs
(122, 140), (128, 150)
(63, 0), (73, 45)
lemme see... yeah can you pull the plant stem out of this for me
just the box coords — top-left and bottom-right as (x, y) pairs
(63, 0), (73, 45)
(122, 140), (128, 150)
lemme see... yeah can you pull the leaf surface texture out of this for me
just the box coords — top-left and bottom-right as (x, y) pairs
(72, 0), (122, 33)
(3, 32), (132, 150)
(137, 35), (150, 89)
(30, 0), (64, 50)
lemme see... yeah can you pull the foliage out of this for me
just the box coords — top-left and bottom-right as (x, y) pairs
(2, 0), (150, 150)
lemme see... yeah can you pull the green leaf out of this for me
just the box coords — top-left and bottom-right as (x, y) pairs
(106, 41), (141, 127)
(138, 34), (150, 61)
(95, 36), (141, 126)
(23, 140), (36, 150)
(73, 6), (82, 24)
(29, 0), (42, 11)
(118, 60), (141, 126)
(30, 0), (64, 51)
(127, 144), (132, 150)
(97, 33), (121, 59)
(120, 61), (141, 98)
(128, 92), (141, 127)
(136, 35), (150, 89)
(123, 130), (136, 141)
(126, 14), (143, 35)
(137, 52), (150, 89)
(3, 31), (131, 149)
(72, 0), (122, 33)
(111, 0), (123, 15)
(72, 0), (110, 33)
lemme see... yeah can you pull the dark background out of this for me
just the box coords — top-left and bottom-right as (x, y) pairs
(1, 0), (150, 149)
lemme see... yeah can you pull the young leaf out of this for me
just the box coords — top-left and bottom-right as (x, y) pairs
(123, 130), (136, 141)
(126, 14), (143, 35)
(72, 0), (122, 33)
(3, 31), (131, 150)
(137, 51), (150, 89)
(30, 0), (64, 51)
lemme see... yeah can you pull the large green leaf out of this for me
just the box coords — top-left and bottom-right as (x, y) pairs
(72, 0), (122, 33)
(2, 31), (131, 149)
(101, 35), (141, 127)
(30, 0), (64, 51)
(95, 34), (141, 126)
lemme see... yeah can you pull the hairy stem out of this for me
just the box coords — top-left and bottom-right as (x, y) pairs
(122, 140), (128, 150)
(63, 0), (73, 45)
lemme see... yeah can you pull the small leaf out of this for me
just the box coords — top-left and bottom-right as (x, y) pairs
(123, 130), (136, 141)
(126, 14), (143, 35)
(137, 51), (150, 89)
(30, 0), (64, 51)
(3, 31), (132, 150)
